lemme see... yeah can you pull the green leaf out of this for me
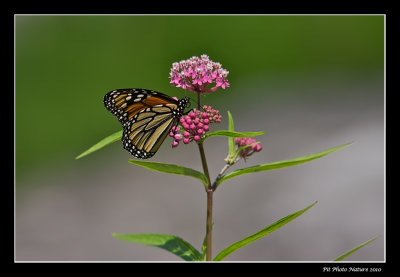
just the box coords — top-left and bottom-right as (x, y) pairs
(227, 111), (235, 158)
(213, 201), (317, 261)
(200, 130), (265, 143)
(75, 130), (122, 159)
(333, 236), (378, 261)
(112, 233), (201, 261)
(215, 142), (352, 188)
(128, 160), (209, 188)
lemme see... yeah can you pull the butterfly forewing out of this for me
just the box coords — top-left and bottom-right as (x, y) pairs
(103, 88), (189, 159)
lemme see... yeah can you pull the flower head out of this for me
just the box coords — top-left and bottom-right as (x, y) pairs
(170, 105), (222, 147)
(169, 55), (230, 94)
(234, 137), (263, 160)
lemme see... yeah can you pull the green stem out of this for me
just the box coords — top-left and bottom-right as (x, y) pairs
(212, 162), (234, 191)
(206, 189), (213, 261)
(195, 90), (214, 261)
(197, 91), (201, 110)
(198, 142), (213, 261)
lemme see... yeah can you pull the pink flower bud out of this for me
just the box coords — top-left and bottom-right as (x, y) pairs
(197, 128), (204, 135)
(203, 125), (210, 132)
(172, 126), (180, 132)
(194, 135), (201, 141)
(172, 140), (179, 147)
(183, 131), (190, 138)
(203, 118), (210, 125)
(189, 111), (196, 119)
(182, 122), (190, 130)
(174, 134), (182, 141)
(183, 138), (190, 144)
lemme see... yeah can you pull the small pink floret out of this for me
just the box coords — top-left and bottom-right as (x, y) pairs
(172, 140), (179, 147)
(189, 111), (196, 119)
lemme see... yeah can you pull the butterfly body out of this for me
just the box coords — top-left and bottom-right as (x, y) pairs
(104, 89), (189, 159)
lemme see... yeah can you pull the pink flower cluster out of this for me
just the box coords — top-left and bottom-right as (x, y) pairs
(169, 55), (230, 93)
(170, 105), (222, 147)
(234, 137), (263, 159)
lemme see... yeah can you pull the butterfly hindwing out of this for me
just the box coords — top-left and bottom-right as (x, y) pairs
(104, 88), (189, 159)
(122, 107), (178, 159)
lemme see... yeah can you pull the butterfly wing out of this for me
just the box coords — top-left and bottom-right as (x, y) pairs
(104, 88), (186, 159)
(104, 88), (178, 124)
(122, 103), (180, 159)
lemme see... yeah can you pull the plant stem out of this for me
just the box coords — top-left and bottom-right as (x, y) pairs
(197, 91), (201, 110)
(212, 162), (233, 191)
(195, 91), (214, 261)
(198, 142), (213, 261)
(206, 188), (213, 261)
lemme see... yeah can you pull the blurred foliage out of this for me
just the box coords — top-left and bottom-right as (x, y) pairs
(15, 15), (383, 178)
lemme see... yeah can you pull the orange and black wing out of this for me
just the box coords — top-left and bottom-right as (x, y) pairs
(104, 89), (189, 159)
(104, 88), (178, 124)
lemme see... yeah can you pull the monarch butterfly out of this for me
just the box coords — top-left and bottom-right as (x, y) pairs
(104, 88), (190, 159)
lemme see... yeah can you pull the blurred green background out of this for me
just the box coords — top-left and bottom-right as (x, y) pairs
(16, 15), (384, 261)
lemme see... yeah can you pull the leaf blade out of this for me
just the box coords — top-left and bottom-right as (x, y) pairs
(128, 160), (209, 187)
(112, 233), (201, 261)
(75, 130), (122, 159)
(213, 201), (318, 261)
(200, 130), (265, 143)
(215, 142), (352, 188)
(333, 236), (379, 261)
(227, 111), (235, 157)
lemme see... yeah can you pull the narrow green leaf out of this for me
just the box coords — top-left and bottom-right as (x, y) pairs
(75, 130), (122, 159)
(200, 130), (265, 143)
(112, 233), (201, 261)
(333, 236), (378, 261)
(227, 111), (235, 158)
(128, 160), (209, 188)
(213, 201), (317, 261)
(215, 142), (352, 188)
